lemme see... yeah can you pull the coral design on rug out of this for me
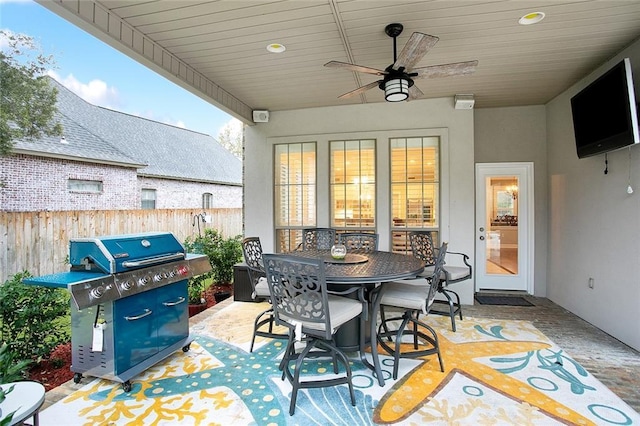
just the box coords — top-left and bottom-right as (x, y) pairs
(38, 303), (640, 426)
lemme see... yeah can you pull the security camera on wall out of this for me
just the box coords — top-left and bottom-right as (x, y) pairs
(253, 110), (269, 123)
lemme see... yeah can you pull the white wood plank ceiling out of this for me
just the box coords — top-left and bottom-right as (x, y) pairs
(37, 0), (640, 123)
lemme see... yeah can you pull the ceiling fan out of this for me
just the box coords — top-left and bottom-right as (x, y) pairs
(325, 23), (478, 102)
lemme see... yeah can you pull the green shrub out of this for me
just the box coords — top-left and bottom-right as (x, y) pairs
(0, 341), (31, 383)
(184, 229), (243, 285)
(187, 273), (210, 305)
(0, 340), (32, 425)
(0, 271), (70, 360)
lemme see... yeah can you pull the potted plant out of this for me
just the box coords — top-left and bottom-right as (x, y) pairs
(187, 273), (210, 317)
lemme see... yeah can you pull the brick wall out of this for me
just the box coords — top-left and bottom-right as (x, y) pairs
(1, 154), (139, 211)
(1, 154), (242, 212)
(139, 176), (242, 209)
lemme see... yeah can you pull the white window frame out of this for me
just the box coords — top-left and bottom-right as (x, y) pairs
(67, 179), (102, 193)
(141, 188), (156, 210)
(267, 128), (449, 251)
(202, 192), (213, 209)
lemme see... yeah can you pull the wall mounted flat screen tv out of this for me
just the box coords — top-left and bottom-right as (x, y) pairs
(570, 58), (639, 159)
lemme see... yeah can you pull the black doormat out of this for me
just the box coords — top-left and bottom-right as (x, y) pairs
(475, 295), (534, 306)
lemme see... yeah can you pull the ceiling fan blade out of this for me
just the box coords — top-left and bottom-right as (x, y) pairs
(393, 32), (439, 71)
(324, 61), (386, 76)
(337, 81), (381, 99)
(408, 84), (424, 100)
(412, 60), (479, 79)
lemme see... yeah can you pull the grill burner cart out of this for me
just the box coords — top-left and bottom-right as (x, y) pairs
(23, 232), (211, 392)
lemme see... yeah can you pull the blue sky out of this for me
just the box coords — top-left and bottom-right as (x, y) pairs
(0, 0), (236, 138)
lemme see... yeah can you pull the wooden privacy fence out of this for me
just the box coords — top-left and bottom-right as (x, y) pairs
(0, 208), (243, 283)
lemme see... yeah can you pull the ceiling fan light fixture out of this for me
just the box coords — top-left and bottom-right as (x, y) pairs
(519, 12), (545, 25)
(384, 78), (409, 102)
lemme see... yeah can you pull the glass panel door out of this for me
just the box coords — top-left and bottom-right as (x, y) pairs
(485, 176), (519, 275)
(475, 163), (533, 292)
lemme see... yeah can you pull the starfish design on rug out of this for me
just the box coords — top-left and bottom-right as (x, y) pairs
(79, 337), (290, 423)
(77, 335), (374, 425)
(373, 320), (597, 425)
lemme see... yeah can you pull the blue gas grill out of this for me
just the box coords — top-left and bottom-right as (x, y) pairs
(23, 232), (211, 392)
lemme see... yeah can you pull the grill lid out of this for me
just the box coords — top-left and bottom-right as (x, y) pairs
(70, 232), (185, 274)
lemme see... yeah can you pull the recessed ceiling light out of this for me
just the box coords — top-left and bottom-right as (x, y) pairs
(519, 11), (545, 25)
(267, 43), (286, 53)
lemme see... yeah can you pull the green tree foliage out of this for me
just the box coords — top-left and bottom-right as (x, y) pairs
(0, 30), (62, 156)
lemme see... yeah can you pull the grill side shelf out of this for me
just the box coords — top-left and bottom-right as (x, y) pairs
(186, 253), (212, 276)
(23, 272), (114, 310)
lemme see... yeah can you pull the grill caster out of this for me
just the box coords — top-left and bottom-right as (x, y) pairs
(73, 373), (83, 384)
(122, 381), (132, 392)
(182, 344), (191, 352)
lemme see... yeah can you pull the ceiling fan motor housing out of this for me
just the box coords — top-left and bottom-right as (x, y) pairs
(378, 66), (415, 90)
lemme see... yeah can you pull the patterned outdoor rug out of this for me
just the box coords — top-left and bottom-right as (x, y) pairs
(39, 301), (640, 425)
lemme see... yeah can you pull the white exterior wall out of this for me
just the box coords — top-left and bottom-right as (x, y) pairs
(244, 97), (477, 305)
(546, 39), (640, 351)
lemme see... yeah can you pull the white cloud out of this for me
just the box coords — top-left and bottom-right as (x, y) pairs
(47, 72), (188, 130)
(0, 29), (14, 50)
(48, 71), (121, 109)
(0, 28), (38, 55)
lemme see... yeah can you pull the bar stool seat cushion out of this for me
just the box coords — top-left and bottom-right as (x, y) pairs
(253, 277), (270, 298)
(280, 294), (362, 334)
(443, 265), (472, 281)
(379, 278), (432, 314)
(420, 265), (470, 283)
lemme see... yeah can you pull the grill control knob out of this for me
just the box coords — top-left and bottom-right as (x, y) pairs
(90, 286), (105, 299)
(120, 280), (134, 291)
(139, 275), (150, 286)
(154, 273), (163, 282)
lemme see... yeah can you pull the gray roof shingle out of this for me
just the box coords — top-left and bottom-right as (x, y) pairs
(14, 78), (242, 185)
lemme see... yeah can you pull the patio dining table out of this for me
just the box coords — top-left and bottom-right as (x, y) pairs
(290, 249), (424, 386)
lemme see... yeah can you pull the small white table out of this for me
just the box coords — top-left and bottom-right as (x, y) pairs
(0, 381), (45, 426)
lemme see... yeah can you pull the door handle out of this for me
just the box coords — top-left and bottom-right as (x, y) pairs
(163, 297), (186, 307)
(124, 309), (153, 321)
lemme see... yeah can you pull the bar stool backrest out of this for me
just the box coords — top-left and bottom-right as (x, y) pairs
(302, 228), (337, 250)
(409, 231), (437, 266)
(339, 232), (379, 251)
